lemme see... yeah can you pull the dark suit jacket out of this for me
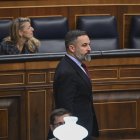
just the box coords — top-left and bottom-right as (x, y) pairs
(53, 55), (99, 138)
(0, 40), (38, 55)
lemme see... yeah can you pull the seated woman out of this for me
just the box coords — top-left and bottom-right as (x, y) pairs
(0, 17), (40, 55)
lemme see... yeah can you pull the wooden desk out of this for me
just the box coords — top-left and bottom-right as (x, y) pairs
(0, 51), (140, 140)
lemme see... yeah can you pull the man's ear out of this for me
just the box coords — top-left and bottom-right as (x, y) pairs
(69, 45), (75, 53)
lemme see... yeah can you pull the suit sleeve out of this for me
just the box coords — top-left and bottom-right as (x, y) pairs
(54, 71), (78, 113)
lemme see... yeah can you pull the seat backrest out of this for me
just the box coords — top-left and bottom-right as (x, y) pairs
(30, 16), (69, 53)
(129, 16), (140, 49)
(76, 15), (119, 51)
(0, 18), (12, 42)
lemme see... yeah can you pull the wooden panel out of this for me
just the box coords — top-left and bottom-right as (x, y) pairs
(93, 90), (140, 139)
(70, 5), (118, 29)
(94, 101), (137, 131)
(20, 7), (68, 18)
(2, 0), (140, 7)
(48, 71), (55, 83)
(120, 67), (140, 79)
(0, 54), (140, 139)
(27, 90), (47, 140)
(0, 9), (19, 18)
(90, 67), (118, 80)
(123, 14), (135, 49)
(0, 109), (8, 138)
(45, 88), (54, 128)
(0, 73), (24, 86)
(0, 2), (140, 49)
(0, 63), (24, 71)
(28, 72), (46, 84)
(0, 96), (22, 140)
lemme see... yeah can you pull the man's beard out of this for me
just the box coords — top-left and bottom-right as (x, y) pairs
(75, 53), (91, 62)
(85, 54), (91, 62)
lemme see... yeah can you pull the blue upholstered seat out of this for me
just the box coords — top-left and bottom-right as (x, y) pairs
(129, 16), (140, 49)
(76, 15), (119, 51)
(0, 19), (12, 42)
(30, 16), (69, 53)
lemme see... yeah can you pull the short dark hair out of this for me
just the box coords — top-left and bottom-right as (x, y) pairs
(65, 30), (88, 50)
(50, 108), (72, 125)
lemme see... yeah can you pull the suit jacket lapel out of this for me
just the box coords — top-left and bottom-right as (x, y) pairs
(64, 55), (92, 89)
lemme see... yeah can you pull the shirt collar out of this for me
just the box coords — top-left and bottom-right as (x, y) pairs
(66, 53), (81, 67)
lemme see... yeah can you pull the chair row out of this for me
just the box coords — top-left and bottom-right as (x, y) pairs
(0, 15), (140, 54)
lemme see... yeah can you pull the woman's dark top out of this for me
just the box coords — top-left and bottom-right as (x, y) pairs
(0, 40), (38, 55)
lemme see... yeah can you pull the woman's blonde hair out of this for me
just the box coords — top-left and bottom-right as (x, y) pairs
(10, 17), (31, 43)
(27, 37), (40, 52)
(5, 17), (40, 52)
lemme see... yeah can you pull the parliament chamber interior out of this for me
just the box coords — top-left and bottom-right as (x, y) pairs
(0, 0), (140, 139)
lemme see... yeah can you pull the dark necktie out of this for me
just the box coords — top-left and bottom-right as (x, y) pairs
(81, 63), (90, 77)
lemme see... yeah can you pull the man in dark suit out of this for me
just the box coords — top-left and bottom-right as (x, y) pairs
(53, 30), (99, 140)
